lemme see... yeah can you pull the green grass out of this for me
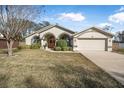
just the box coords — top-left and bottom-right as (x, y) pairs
(0, 49), (123, 88)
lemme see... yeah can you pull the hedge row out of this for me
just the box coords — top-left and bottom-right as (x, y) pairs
(17, 43), (40, 50)
(54, 47), (73, 51)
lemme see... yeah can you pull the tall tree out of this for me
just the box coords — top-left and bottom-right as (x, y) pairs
(0, 5), (43, 56)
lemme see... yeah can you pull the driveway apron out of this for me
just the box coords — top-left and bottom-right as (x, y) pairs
(80, 50), (124, 85)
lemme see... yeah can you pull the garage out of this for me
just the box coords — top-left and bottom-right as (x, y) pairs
(77, 39), (106, 51)
(73, 27), (113, 51)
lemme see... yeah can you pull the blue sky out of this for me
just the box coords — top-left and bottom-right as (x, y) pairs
(38, 5), (124, 33)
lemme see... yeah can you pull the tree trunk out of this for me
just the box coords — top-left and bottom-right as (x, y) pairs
(7, 40), (14, 56)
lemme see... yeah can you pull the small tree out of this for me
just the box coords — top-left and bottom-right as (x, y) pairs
(102, 25), (114, 32)
(114, 31), (124, 43)
(0, 5), (43, 56)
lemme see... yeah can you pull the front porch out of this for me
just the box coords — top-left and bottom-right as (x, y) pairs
(40, 33), (73, 50)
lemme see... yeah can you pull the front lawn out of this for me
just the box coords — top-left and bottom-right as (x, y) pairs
(0, 49), (123, 88)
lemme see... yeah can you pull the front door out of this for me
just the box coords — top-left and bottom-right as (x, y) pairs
(48, 37), (55, 48)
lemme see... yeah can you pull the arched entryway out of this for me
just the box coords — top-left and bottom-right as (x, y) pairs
(43, 33), (55, 48)
(59, 33), (72, 46)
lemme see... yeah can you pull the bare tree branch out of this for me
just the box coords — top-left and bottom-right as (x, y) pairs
(0, 5), (43, 56)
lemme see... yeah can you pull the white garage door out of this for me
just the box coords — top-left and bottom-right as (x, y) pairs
(77, 39), (105, 51)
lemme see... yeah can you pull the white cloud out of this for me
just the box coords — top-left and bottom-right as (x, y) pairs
(116, 6), (124, 12)
(58, 13), (85, 22)
(109, 12), (124, 24)
(98, 22), (112, 27)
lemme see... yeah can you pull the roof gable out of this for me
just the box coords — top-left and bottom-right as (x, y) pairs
(25, 24), (75, 38)
(74, 27), (113, 38)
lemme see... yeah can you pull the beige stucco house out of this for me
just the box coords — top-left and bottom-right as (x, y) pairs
(25, 24), (113, 51)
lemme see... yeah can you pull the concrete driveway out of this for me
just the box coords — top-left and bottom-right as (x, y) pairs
(80, 50), (124, 85)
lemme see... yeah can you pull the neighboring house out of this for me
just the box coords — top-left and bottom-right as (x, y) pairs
(25, 24), (113, 51)
(0, 33), (19, 49)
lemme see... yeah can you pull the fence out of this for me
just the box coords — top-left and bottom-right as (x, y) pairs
(119, 43), (124, 48)
(0, 39), (19, 49)
(112, 43), (124, 50)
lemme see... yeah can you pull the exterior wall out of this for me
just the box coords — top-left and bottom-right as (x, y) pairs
(73, 29), (113, 51)
(40, 27), (73, 47)
(77, 30), (107, 38)
(107, 38), (112, 51)
(73, 37), (78, 51)
(39, 27), (73, 39)
(25, 34), (38, 45)
(25, 27), (73, 46)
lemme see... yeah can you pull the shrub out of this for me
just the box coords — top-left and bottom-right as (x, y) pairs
(13, 48), (20, 53)
(54, 47), (61, 51)
(56, 40), (67, 48)
(62, 47), (70, 51)
(69, 47), (73, 51)
(17, 45), (30, 50)
(17, 46), (22, 50)
(56, 40), (73, 51)
(30, 43), (41, 49)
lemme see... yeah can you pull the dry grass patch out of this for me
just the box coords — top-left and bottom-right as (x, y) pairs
(0, 49), (123, 88)
(113, 48), (124, 54)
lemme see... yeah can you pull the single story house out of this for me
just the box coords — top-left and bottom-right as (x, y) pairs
(25, 24), (113, 51)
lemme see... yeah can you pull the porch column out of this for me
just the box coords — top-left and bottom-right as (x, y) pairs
(55, 38), (58, 47)
(41, 39), (44, 49)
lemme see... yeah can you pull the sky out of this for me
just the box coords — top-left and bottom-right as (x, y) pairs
(37, 5), (124, 33)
